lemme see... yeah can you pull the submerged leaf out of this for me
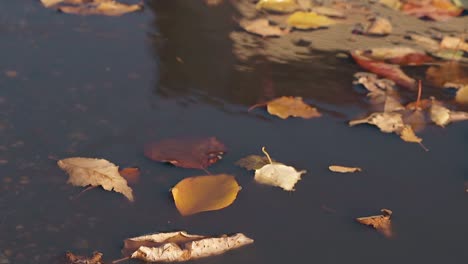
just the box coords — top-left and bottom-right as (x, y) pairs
(125, 231), (254, 262)
(329, 165), (362, 173)
(57, 157), (134, 201)
(119, 167), (140, 185)
(235, 155), (275, 171)
(66, 251), (103, 264)
(266, 96), (321, 119)
(171, 174), (241, 216)
(144, 137), (227, 169)
(287, 11), (336, 29)
(356, 209), (393, 238)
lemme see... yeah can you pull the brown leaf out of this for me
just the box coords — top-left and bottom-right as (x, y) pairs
(402, 0), (463, 21)
(328, 165), (362, 173)
(57, 157), (134, 201)
(349, 112), (404, 133)
(66, 252), (103, 264)
(235, 155), (275, 171)
(356, 209), (393, 238)
(144, 137), (227, 169)
(240, 19), (286, 37)
(265, 96), (321, 119)
(119, 167), (140, 185)
(171, 174), (241, 216)
(365, 17), (392, 36)
(440, 36), (468, 52)
(403, 109), (426, 133)
(426, 62), (468, 87)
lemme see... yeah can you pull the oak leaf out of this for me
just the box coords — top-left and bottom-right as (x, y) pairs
(144, 137), (226, 169)
(265, 96), (321, 119)
(124, 231), (253, 262)
(57, 157), (134, 201)
(171, 174), (241, 216)
(356, 209), (393, 238)
(287, 11), (336, 30)
(328, 165), (362, 173)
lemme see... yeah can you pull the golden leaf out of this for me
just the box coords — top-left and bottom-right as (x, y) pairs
(356, 209), (393, 238)
(125, 231), (253, 262)
(328, 165), (362, 173)
(398, 125), (422, 143)
(57, 157), (134, 201)
(256, 0), (298, 13)
(287, 11), (336, 29)
(455, 85), (468, 104)
(266, 96), (321, 119)
(171, 174), (241, 216)
(429, 98), (451, 127)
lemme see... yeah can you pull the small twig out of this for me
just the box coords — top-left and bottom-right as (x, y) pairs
(261, 147), (273, 164)
(419, 142), (429, 152)
(248, 102), (267, 112)
(71, 185), (97, 200)
(112, 257), (130, 264)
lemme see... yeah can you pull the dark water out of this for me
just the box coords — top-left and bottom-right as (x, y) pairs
(1, 1), (468, 264)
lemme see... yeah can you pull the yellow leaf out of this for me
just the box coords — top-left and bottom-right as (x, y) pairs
(398, 125), (422, 143)
(256, 0), (297, 13)
(287, 11), (336, 29)
(430, 98), (450, 127)
(455, 85), (468, 104)
(57, 157), (134, 201)
(356, 209), (393, 238)
(267, 96), (321, 119)
(125, 231), (253, 262)
(328, 165), (362, 173)
(171, 174), (241, 216)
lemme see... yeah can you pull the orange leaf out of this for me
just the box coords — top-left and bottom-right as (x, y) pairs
(356, 209), (393, 238)
(119, 167), (140, 185)
(266, 96), (321, 119)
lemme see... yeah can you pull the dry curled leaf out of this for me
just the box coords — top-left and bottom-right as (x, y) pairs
(356, 209), (393, 238)
(41, 0), (142, 16)
(66, 251), (103, 264)
(256, 0), (298, 13)
(287, 11), (336, 29)
(328, 165), (362, 173)
(253, 147), (305, 191)
(263, 96), (321, 119)
(57, 157), (134, 201)
(171, 174), (241, 216)
(144, 137), (227, 169)
(240, 18), (286, 37)
(349, 112), (404, 133)
(124, 231), (253, 263)
(235, 155), (275, 171)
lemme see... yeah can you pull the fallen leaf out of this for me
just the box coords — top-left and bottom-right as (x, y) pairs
(397, 125), (428, 151)
(328, 165), (362, 173)
(119, 167), (140, 185)
(379, 0), (402, 10)
(66, 251), (103, 264)
(448, 111), (468, 123)
(4, 70), (18, 78)
(455, 85), (468, 104)
(351, 50), (417, 90)
(144, 137), (227, 169)
(41, 0), (142, 16)
(426, 62), (468, 87)
(253, 147), (306, 191)
(429, 97), (451, 127)
(256, 0), (298, 13)
(440, 36), (468, 52)
(365, 17), (392, 36)
(353, 72), (403, 111)
(204, 0), (223, 6)
(124, 231), (253, 262)
(265, 96), (321, 119)
(310, 7), (346, 18)
(360, 47), (432, 65)
(356, 209), (393, 238)
(403, 108), (426, 132)
(349, 112), (404, 133)
(287, 11), (336, 29)
(171, 174), (240, 216)
(57, 157), (134, 201)
(235, 155), (275, 170)
(240, 19), (286, 37)
(401, 0), (463, 21)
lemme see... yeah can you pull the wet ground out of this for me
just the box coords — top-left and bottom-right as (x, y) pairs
(1, 1), (468, 264)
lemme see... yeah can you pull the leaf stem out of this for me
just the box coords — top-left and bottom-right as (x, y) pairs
(261, 147), (273, 164)
(416, 80), (422, 109)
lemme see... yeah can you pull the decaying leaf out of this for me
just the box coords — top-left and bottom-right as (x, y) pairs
(171, 174), (241, 216)
(365, 17), (392, 36)
(356, 209), (393, 238)
(253, 147), (306, 191)
(41, 0), (143, 16)
(240, 18), (286, 37)
(287, 11), (336, 29)
(353, 72), (403, 111)
(57, 157), (134, 201)
(349, 112), (404, 133)
(235, 155), (275, 171)
(328, 165), (362, 173)
(265, 96), (321, 119)
(124, 231), (254, 263)
(144, 137), (227, 169)
(66, 251), (103, 264)
(256, 0), (298, 13)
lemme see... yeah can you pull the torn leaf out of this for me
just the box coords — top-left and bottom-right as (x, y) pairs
(57, 157), (134, 201)
(356, 209), (393, 238)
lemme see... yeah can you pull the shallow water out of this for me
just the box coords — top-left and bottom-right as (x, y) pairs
(1, 1), (468, 264)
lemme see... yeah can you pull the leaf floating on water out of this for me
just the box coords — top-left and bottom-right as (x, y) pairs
(397, 125), (428, 151)
(144, 137), (227, 169)
(356, 209), (393, 238)
(349, 112), (404, 133)
(256, 0), (297, 13)
(253, 147), (306, 191)
(429, 98), (451, 127)
(257, 96), (321, 119)
(57, 157), (134, 201)
(287, 11), (336, 29)
(171, 174), (241, 216)
(119, 167), (140, 185)
(240, 18), (286, 37)
(235, 155), (275, 171)
(124, 231), (254, 263)
(329, 165), (362, 173)
(41, 0), (143, 16)
(66, 251), (103, 264)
